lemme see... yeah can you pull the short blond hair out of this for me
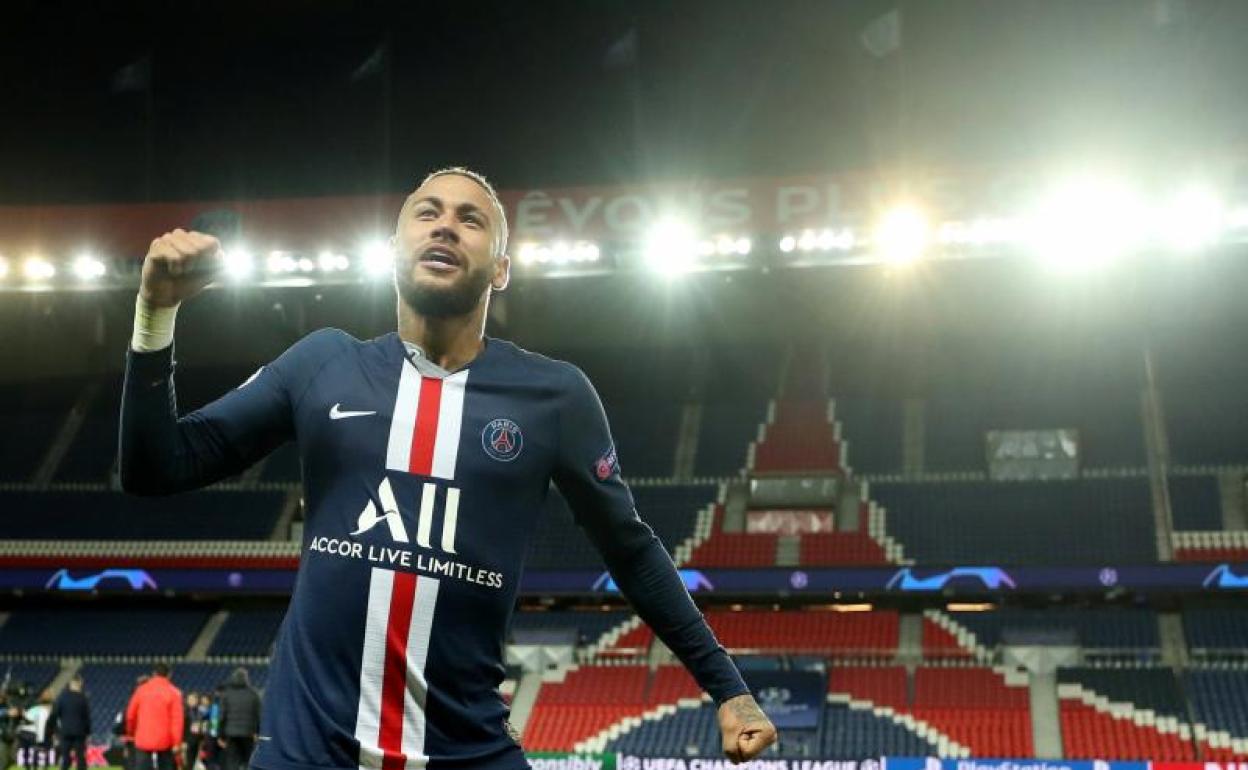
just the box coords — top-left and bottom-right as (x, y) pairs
(418, 166), (509, 258)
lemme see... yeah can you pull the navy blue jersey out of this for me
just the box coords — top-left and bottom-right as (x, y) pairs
(119, 330), (747, 770)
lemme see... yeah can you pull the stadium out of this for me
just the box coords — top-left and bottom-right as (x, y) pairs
(1, 3), (1247, 770)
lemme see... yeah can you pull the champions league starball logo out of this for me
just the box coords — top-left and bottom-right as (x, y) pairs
(481, 418), (523, 462)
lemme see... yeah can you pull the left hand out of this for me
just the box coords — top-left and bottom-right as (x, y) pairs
(717, 693), (777, 763)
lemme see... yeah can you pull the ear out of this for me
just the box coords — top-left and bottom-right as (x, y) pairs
(492, 254), (511, 292)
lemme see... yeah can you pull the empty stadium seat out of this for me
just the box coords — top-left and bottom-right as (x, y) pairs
(874, 478), (1157, 564)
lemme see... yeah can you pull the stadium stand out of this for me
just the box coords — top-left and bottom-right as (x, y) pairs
(0, 608), (209, 656)
(1168, 474), (1224, 531)
(0, 491), (285, 540)
(1172, 531), (1248, 563)
(207, 608), (286, 657)
(1156, 336), (1248, 465)
(0, 378), (82, 482)
(936, 608), (1162, 655)
(797, 532), (889, 565)
(1183, 608), (1248, 658)
(1057, 666), (1198, 761)
(873, 478), (1157, 564)
(910, 666), (1033, 758)
(524, 484), (712, 570)
(1185, 667), (1248, 757)
(828, 665), (908, 710)
(702, 609), (898, 656)
(835, 397), (904, 475)
(508, 610), (631, 646)
(751, 401), (842, 474)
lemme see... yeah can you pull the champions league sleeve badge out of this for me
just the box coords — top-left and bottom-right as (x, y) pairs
(481, 418), (524, 462)
(593, 445), (619, 481)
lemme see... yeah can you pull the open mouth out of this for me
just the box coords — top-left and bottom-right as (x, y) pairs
(419, 246), (462, 270)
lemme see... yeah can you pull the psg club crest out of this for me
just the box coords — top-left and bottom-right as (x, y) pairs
(594, 445), (619, 481)
(481, 418), (523, 462)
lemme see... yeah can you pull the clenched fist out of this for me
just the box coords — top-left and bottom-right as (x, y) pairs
(718, 693), (778, 763)
(140, 229), (223, 308)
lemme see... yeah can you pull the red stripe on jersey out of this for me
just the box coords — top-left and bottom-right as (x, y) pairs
(408, 377), (444, 476)
(378, 571), (418, 770)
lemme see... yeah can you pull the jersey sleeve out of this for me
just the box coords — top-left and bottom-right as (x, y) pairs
(551, 365), (748, 705)
(118, 328), (342, 495)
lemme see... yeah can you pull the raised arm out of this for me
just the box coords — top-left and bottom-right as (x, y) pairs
(118, 229), (296, 495)
(550, 365), (777, 763)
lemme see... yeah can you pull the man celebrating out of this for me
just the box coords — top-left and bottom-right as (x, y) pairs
(119, 168), (776, 770)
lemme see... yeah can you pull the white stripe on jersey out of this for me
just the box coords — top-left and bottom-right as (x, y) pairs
(355, 568), (394, 770)
(385, 364), (422, 473)
(429, 371), (469, 479)
(401, 577), (440, 770)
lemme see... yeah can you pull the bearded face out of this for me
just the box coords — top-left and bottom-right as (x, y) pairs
(393, 173), (508, 318)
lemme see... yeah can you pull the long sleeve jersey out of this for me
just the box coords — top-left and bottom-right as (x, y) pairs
(118, 329), (747, 770)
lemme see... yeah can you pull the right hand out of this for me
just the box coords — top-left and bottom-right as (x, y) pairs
(140, 229), (223, 308)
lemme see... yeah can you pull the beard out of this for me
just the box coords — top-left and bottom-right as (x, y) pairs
(396, 258), (494, 318)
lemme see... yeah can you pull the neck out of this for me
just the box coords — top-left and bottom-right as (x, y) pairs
(397, 298), (488, 372)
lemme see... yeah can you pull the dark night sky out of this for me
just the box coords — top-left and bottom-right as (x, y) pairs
(2, 0), (1246, 205)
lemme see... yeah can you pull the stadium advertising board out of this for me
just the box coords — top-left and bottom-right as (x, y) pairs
(741, 671), (827, 728)
(884, 760), (1150, 770)
(20, 562), (1248, 595)
(617, 757), (879, 770)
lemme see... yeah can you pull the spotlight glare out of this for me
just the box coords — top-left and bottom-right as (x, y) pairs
(779, 235), (797, 253)
(360, 240), (393, 277)
(318, 250), (349, 272)
(735, 237), (752, 255)
(797, 230), (818, 252)
(71, 253), (107, 281)
(873, 205), (931, 264)
(22, 256), (56, 281)
(578, 242), (601, 262)
(1026, 176), (1141, 271)
(266, 251), (297, 274)
(222, 246), (255, 279)
(0, 257), (8, 279)
(1160, 186), (1224, 253)
(516, 243), (538, 266)
(642, 219), (700, 277)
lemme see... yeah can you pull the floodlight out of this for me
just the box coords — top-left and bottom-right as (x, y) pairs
(1159, 186), (1224, 253)
(360, 240), (393, 277)
(222, 247), (255, 279)
(1026, 177), (1141, 271)
(873, 205), (930, 264)
(23, 256), (56, 281)
(642, 219), (700, 277)
(71, 254), (106, 281)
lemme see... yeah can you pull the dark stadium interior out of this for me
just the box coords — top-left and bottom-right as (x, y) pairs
(4, 0), (1248, 766)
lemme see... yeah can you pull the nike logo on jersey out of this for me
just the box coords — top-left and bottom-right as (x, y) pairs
(330, 403), (377, 420)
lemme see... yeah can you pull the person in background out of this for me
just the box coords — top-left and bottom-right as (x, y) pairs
(125, 664), (183, 770)
(51, 676), (90, 770)
(0, 694), (20, 770)
(18, 692), (52, 770)
(182, 694), (201, 770)
(216, 670), (259, 770)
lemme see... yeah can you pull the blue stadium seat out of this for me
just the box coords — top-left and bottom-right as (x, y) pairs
(836, 398), (903, 475)
(0, 379), (82, 482)
(0, 608), (209, 656)
(508, 610), (631, 645)
(1168, 475), (1223, 531)
(1058, 667), (1187, 719)
(525, 484), (710, 570)
(951, 608), (1160, 651)
(208, 609), (286, 657)
(1184, 668), (1248, 738)
(1183, 608), (1248, 656)
(874, 478), (1157, 563)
